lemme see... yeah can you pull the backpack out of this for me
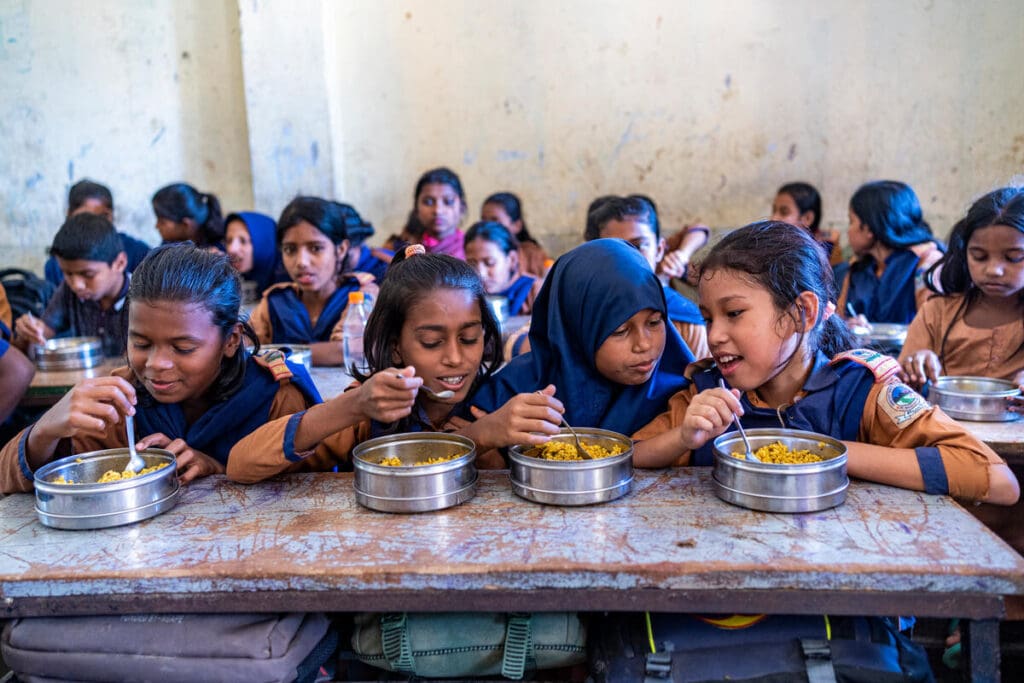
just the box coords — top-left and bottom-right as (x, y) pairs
(0, 268), (55, 320)
(588, 613), (935, 683)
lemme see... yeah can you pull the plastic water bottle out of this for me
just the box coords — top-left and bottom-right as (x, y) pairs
(342, 291), (369, 373)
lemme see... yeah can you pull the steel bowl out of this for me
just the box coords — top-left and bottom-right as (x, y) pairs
(259, 344), (312, 371)
(851, 323), (908, 356)
(31, 336), (104, 371)
(33, 448), (179, 530)
(712, 428), (848, 513)
(928, 376), (1021, 422)
(352, 433), (477, 513)
(508, 428), (634, 506)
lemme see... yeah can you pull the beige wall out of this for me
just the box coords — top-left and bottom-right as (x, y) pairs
(2, 1), (1022, 272)
(0, 0), (251, 271)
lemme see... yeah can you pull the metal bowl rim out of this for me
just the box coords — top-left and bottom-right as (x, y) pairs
(32, 336), (104, 353)
(713, 428), (848, 469)
(930, 376), (1021, 398)
(508, 427), (633, 466)
(34, 448), (177, 492)
(352, 432), (477, 471)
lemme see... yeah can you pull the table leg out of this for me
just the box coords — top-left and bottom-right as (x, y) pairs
(965, 618), (1000, 682)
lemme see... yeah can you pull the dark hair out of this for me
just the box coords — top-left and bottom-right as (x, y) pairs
(464, 221), (519, 255)
(482, 192), (540, 246)
(128, 242), (258, 402)
(933, 186), (1024, 298)
(334, 201), (374, 246)
(414, 167), (466, 205)
(584, 195), (659, 241)
(359, 251), (503, 427)
(699, 221), (854, 359)
(152, 183), (225, 247)
(50, 213), (124, 264)
(276, 196), (350, 245)
(68, 179), (113, 214)
(777, 182), (822, 234)
(849, 180), (933, 249)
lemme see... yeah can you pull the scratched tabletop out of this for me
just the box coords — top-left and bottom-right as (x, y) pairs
(1, 470), (1023, 618)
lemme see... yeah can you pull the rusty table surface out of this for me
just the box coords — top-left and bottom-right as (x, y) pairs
(960, 418), (1024, 465)
(1, 470), (1022, 620)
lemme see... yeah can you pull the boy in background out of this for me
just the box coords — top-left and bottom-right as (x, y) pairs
(15, 214), (130, 357)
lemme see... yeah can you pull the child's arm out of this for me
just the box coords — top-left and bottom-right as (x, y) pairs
(225, 367), (420, 483)
(463, 384), (563, 452)
(632, 386), (741, 468)
(310, 341), (345, 367)
(897, 301), (942, 388)
(0, 376), (136, 493)
(135, 433), (224, 484)
(0, 343), (34, 423)
(851, 382), (1020, 505)
(12, 313), (53, 350)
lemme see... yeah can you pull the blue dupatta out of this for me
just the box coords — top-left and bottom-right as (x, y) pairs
(266, 279), (359, 344)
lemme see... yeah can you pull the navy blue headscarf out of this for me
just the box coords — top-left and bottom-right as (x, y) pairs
(471, 239), (693, 435)
(226, 212), (282, 292)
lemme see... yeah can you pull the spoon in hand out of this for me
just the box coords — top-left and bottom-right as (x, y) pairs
(719, 379), (756, 462)
(124, 414), (145, 473)
(420, 385), (455, 400)
(533, 390), (591, 459)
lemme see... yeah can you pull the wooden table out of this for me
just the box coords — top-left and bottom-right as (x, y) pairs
(21, 359), (122, 407)
(1, 470), (1021, 679)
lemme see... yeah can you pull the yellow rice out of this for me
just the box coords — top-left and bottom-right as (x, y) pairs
(733, 441), (823, 465)
(533, 440), (625, 461)
(51, 461), (171, 485)
(377, 454), (462, 467)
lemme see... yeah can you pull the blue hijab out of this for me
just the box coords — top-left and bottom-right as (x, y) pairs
(663, 285), (705, 326)
(227, 212), (282, 292)
(134, 353), (321, 465)
(471, 239), (693, 435)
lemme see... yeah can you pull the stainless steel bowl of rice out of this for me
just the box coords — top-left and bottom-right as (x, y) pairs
(352, 433), (477, 513)
(33, 448), (179, 530)
(508, 428), (634, 506)
(712, 428), (848, 513)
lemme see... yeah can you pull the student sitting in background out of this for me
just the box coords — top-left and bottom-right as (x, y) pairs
(45, 179), (150, 287)
(633, 222), (1019, 509)
(14, 214), (130, 357)
(409, 167), (468, 259)
(228, 246), (552, 481)
(770, 181), (843, 267)
(585, 195), (709, 359)
(0, 243), (320, 493)
(464, 221), (543, 316)
(900, 187), (1024, 391)
(838, 180), (944, 324)
(481, 192), (548, 276)
(340, 205), (392, 284)
(249, 197), (370, 366)
(224, 211), (286, 305)
(152, 182), (226, 250)
(639, 194), (709, 286)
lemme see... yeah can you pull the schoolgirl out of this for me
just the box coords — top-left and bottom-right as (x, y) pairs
(837, 180), (943, 324)
(152, 182), (225, 249)
(410, 167), (468, 259)
(227, 246), (562, 482)
(464, 221), (543, 315)
(481, 192), (548, 276)
(632, 222), (1019, 507)
(224, 211), (286, 302)
(470, 238), (694, 437)
(340, 204), (392, 284)
(899, 187), (1024, 389)
(0, 243), (320, 493)
(770, 181), (843, 266)
(249, 197), (370, 366)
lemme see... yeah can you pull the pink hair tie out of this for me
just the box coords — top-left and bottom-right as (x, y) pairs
(822, 300), (837, 321)
(404, 244), (426, 259)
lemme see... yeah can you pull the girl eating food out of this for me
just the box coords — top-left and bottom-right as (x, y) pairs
(463, 220), (543, 316)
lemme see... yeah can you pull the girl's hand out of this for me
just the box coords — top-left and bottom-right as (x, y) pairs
(14, 313), (47, 346)
(657, 251), (689, 280)
(680, 387), (742, 451)
(901, 350), (942, 389)
(137, 433), (224, 484)
(35, 376), (137, 442)
(468, 384), (563, 449)
(354, 366), (422, 423)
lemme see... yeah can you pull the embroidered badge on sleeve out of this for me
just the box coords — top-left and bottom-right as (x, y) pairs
(879, 382), (929, 428)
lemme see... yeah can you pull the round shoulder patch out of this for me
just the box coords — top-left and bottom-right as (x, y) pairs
(878, 382), (929, 428)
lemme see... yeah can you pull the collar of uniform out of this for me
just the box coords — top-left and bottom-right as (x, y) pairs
(745, 351), (836, 408)
(112, 272), (131, 312)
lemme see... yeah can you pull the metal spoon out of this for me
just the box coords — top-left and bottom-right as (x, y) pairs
(390, 373), (456, 400)
(719, 379), (756, 462)
(124, 414), (145, 473)
(532, 390), (591, 459)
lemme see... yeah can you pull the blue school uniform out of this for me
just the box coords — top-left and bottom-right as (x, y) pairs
(471, 239), (694, 436)
(844, 247), (934, 323)
(134, 354), (321, 466)
(663, 285), (704, 326)
(265, 279), (360, 344)
(500, 274), (538, 315)
(352, 246), (392, 283)
(226, 212), (287, 293)
(44, 232), (150, 287)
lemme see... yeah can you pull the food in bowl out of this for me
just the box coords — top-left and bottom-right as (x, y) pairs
(732, 441), (826, 465)
(377, 454), (462, 467)
(50, 461), (172, 485)
(526, 440), (626, 461)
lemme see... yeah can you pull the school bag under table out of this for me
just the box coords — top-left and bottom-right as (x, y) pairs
(0, 612), (336, 683)
(588, 612), (934, 683)
(0, 268), (55, 320)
